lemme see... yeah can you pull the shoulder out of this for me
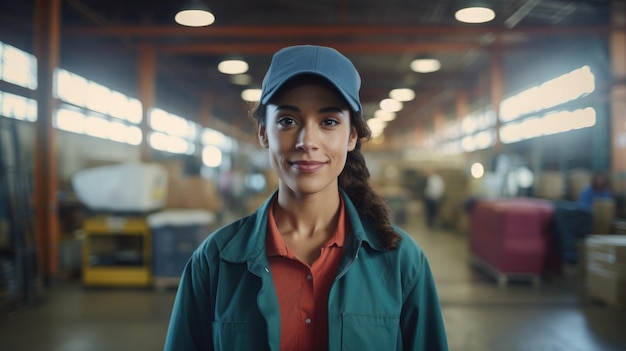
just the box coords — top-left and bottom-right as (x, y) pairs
(380, 226), (431, 283)
(194, 192), (275, 264)
(192, 214), (257, 261)
(392, 226), (427, 261)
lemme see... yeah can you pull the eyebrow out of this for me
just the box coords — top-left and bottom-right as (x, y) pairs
(275, 105), (347, 115)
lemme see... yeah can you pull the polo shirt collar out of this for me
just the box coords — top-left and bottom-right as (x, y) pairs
(219, 188), (385, 264)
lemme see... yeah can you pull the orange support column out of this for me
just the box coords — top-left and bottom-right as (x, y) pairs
(138, 44), (156, 162)
(490, 39), (504, 153)
(610, 1), (626, 184)
(455, 90), (469, 122)
(33, 0), (61, 282)
(432, 106), (444, 146)
(414, 125), (425, 149)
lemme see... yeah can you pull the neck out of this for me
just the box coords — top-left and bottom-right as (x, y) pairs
(274, 186), (341, 239)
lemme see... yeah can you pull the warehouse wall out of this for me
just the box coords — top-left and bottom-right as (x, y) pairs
(13, 122), (141, 182)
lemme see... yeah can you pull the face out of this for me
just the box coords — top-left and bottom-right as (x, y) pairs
(258, 79), (358, 197)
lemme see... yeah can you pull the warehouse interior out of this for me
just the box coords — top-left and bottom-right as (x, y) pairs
(1, 0), (626, 350)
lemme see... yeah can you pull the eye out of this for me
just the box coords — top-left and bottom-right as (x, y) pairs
(321, 118), (340, 127)
(277, 116), (297, 127)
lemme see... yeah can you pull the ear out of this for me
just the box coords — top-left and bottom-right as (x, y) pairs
(347, 127), (358, 151)
(258, 124), (269, 148)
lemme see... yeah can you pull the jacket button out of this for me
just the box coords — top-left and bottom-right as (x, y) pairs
(305, 318), (312, 325)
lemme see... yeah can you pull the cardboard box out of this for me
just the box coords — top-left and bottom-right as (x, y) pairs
(585, 235), (626, 307)
(586, 267), (626, 307)
(586, 235), (626, 264)
(163, 173), (223, 213)
(614, 219), (626, 234)
(158, 160), (185, 181)
(592, 199), (615, 234)
(535, 172), (564, 200)
(179, 177), (222, 213)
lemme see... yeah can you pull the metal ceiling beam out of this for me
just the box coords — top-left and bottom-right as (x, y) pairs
(65, 0), (109, 27)
(159, 42), (486, 55)
(504, 0), (542, 29)
(65, 0), (133, 51)
(62, 24), (611, 38)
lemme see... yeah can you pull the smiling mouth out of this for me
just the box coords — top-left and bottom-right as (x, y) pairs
(290, 161), (326, 173)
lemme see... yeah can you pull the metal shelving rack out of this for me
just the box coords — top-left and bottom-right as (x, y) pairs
(0, 117), (39, 312)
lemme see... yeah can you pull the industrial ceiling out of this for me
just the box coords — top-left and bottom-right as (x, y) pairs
(0, 0), (614, 146)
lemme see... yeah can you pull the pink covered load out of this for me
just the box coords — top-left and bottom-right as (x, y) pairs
(469, 198), (555, 286)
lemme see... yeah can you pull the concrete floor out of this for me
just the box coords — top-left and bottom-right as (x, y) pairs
(1, 218), (626, 351)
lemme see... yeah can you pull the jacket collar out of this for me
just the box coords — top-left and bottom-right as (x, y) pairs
(219, 188), (385, 263)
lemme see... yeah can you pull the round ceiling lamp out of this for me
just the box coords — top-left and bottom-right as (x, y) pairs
(389, 88), (415, 102)
(218, 59), (249, 75)
(367, 118), (387, 133)
(175, 0), (215, 27)
(380, 98), (403, 112)
(374, 110), (397, 122)
(455, 5), (496, 24)
(241, 88), (262, 102)
(410, 58), (441, 73)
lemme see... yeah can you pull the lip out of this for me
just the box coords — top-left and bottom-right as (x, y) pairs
(290, 160), (326, 173)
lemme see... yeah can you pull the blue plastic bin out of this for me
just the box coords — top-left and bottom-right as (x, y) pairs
(147, 210), (215, 278)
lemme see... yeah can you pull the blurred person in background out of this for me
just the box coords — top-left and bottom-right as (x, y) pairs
(423, 168), (445, 229)
(164, 45), (448, 351)
(578, 171), (612, 211)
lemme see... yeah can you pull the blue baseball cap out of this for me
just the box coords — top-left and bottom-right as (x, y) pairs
(260, 45), (363, 113)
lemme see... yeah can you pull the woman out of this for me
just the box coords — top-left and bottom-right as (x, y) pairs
(164, 45), (448, 351)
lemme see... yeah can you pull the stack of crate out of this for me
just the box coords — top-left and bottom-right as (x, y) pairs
(585, 235), (626, 308)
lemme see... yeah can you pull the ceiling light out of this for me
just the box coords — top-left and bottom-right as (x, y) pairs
(389, 88), (415, 102)
(218, 59), (249, 75)
(410, 58), (441, 73)
(374, 110), (396, 122)
(455, 6), (496, 24)
(175, 0), (215, 27)
(380, 99), (403, 112)
(241, 88), (262, 102)
(367, 118), (387, 132)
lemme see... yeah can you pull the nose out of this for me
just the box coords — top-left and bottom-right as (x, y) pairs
(295, 124), (319, 152)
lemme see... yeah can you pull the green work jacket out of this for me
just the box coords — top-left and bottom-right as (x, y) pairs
(164, 190), (448, 350)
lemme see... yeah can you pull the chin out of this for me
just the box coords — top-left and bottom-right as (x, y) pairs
(285, 179), (337, 196)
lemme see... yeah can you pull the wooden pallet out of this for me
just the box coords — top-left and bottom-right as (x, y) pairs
(470, 254), (542, 288)
(586, 294), (625, 310)
(153, 277), (181, 291)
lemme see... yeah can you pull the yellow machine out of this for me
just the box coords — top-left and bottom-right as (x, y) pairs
(82, 216), (151, 287)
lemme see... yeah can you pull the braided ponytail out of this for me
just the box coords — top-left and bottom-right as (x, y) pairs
(339, 113), (401, 250)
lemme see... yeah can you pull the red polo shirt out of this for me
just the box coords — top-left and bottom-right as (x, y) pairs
(266, 197), (347, 351)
